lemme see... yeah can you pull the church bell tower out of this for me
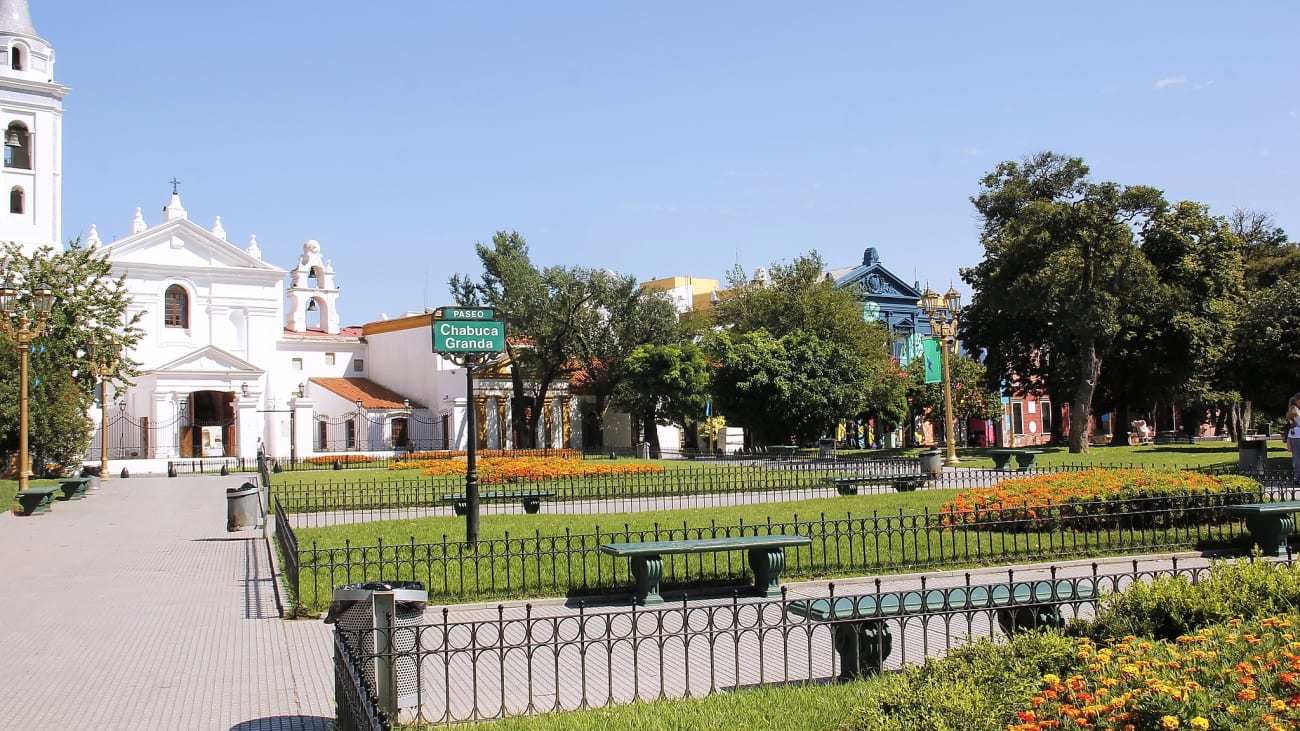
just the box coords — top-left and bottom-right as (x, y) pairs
(0, 0), (68, 257)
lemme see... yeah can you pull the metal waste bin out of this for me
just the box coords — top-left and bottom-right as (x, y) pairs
(919, 449), (944, 477)
(1239, 436), (1268, 475)
(819, 438), (837, 458)
(81, 465), (101, 491)
(326, 581), (428, 717)
(637, 442), (651, 459)
(225, 482), (261, 531)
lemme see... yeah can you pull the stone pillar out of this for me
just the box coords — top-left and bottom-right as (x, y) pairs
(496, 397), (509, 450)
(291, 397), (315, 460)
(561, 396), (572, 449)
(484, 395), (500, 449)
(237, 395), (259, 459)
(451, 397), (468, 451)
(153, 393), (178, 458)
(475, 396), (489, 449)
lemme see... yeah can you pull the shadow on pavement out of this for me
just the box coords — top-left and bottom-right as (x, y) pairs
(230, 715), (332, 731)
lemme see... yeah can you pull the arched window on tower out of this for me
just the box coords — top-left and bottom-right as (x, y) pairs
(4, 122), (31, 169)
(164, 284), (190, 328)
(9, 186), (23, 214)
(10, 47), (22, 71)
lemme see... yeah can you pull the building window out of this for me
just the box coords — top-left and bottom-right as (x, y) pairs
(9, 186), (22, 214)
(345, 418), (357, 449)
(317, 421), (327, 450)
(1040, 400), (1052, 435)
(353, 358), (364, 372)
(291, 357), (303, 370)
(1011, 401), (1025, 436)
(325, 352), (335, 365)
(4, 122), (31, 169)
(10, 47), (21, 70)
(391, 418), (408, 449)
(163, 284), (189, 328)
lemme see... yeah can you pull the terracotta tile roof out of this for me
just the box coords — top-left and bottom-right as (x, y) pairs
(308, 377), (422, 409)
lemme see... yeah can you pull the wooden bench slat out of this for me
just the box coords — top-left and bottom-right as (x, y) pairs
(440, 490), (556, 501)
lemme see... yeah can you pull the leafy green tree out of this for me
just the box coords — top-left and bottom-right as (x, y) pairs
(0, 241), (142, 472)
(707, 252), (897, 444)
(1233, 277), (1300, 414)
(614, 342), (711, 453)
(711, 329), (869, 446)
(569, 270), (679, 446)
(1231, 209), (1300, 290)
(450, 231), (566, 448)
(962, 152), (1165, 453)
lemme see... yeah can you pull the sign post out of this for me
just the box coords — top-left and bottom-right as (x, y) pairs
(432, 307), (505, 548)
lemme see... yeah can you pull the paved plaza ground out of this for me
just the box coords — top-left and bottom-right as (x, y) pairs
(0, 472), (1231, 729)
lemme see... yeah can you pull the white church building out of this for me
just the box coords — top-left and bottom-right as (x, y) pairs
(2, 0), (580, 474)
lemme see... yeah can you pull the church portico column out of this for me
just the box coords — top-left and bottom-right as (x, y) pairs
(561, 396), (572, 449)
(291, 396), (315, 461)
(475, 396), (489, 449)
(496, 397), (509, 450)
(484, 395), (500, 449)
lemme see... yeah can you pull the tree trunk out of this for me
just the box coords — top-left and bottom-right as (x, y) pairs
(1069, 341), (1103, 454)
(1111, 402), (1129, 446)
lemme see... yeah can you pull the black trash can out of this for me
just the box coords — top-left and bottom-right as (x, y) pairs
(225, 482), (261, 531)
(326, 581), (428, 716)
(919, 449), (944, 477)
(1239, 436), (1268, 475)
(818, 438), (837, 459)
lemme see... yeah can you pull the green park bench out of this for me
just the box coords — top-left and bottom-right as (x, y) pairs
(986, 448), (1044, 471)
(823, 474), (926, 495)
(600, 534), (813, 605)
(14, 486), (58, 516)
(766, 445), (798, 460)
(439, 489), (557, 515)
(56, 477), (91, 501)
(786, 578), (1098, 679)
(1226, 501), (1300, 557)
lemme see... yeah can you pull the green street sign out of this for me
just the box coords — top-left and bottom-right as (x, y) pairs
(433, 319), (506, 353)
(434, 306), (497, 321)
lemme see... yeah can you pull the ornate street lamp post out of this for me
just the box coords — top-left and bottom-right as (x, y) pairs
(0, 281), (57, 491)
(88, 333), (119, 481)
(919, 284), (963, 467)
(355, 397), (364, 451)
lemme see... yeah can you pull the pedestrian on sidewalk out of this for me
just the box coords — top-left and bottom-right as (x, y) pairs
(1287, 397), (1300, 480)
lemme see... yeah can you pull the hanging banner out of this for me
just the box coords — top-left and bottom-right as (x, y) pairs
(923, 337), (942, 384)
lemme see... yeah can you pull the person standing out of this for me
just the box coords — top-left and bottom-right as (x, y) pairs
(1288, 398), (1300, 480)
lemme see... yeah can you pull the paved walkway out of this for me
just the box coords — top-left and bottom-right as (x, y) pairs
(0, 474), (334, 731)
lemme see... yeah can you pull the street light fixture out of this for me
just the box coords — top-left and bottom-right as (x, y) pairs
(355, 397), (364, 451)
(1, 280), (57, 492)
(88, 333), (119, 481)
(918, 284), (963, 467)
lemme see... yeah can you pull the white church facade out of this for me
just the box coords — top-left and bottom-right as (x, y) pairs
(0, 0), (582, 474)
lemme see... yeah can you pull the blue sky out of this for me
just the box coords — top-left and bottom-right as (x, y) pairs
(47, 1), (1300, 325)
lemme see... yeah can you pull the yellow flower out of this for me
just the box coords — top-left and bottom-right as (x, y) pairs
(1189, 718), (1209, 731)
(1160, 716), (1180, 730)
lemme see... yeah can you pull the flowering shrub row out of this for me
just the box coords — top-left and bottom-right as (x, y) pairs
(396, 456), (664, 483)
(1011, 616), (1300, 730)
(391, 448), (582, 464)
(938, 469), (1259, 532)
(303, 454), (374, 465)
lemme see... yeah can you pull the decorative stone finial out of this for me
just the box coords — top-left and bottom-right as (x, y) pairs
(212, 216), (226, 240)
(163, 191), (187, 222)
(85, 223), (101, 248)
(246, 234), (261, 259)
(131, 207), (146, 234)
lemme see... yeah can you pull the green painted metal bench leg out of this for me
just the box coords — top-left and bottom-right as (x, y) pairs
(747, 547), (788, 598)
(451, 501), (468, 516)
(1015, 454), (1038, 470)
(991, 454), (1014, 470)
(14, 491), (54, 516)
(832, 620), (893, 679)
(836, 484), (857, 496)
(1243, 514), (1294, 557)
(631, 554), (664, 606)
(521, 497), (541, 514)
(997, 604), (1065, 635)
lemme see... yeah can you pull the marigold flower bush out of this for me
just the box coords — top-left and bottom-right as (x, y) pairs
(938, 469), (1259, 533)
(303, 454), (374, 465)
(1010, 615), (1300, 731)
(399, 455), (664, 484)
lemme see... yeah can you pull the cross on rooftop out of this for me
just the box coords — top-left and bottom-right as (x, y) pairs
(170, 177), (181, 194)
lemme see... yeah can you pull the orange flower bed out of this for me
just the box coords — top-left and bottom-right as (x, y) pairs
(1011, 616), (1300, 731)
(939, 469), (1258, 532)
(303, 454), (374, 465)
(398, 455), (664, 483)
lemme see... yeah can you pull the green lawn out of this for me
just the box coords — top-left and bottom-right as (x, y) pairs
(291, 485), (1238, 610)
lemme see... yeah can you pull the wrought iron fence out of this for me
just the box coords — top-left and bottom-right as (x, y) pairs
(334, 631), (390, 731)
(274, 498), (300, 614)
(273, 460), (1272, 528)
(314, 410), (448, 454)
(290, 489), (1260, 610)
(334, 556), (1271, 725)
